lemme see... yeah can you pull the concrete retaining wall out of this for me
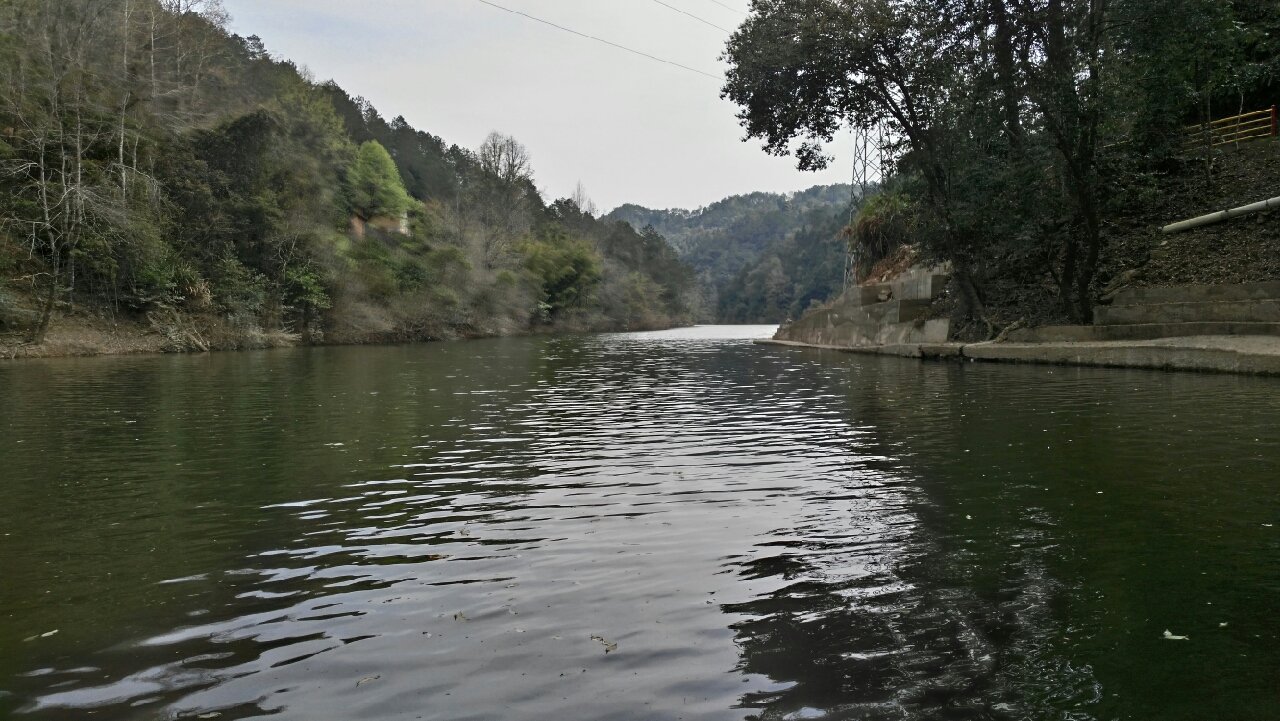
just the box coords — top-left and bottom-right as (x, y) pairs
(773, 264), (950, 348)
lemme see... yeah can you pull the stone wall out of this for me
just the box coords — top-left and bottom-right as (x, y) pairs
(773, 264), (950, 348)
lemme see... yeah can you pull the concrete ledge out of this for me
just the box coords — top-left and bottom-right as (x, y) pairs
(756, 336), (1280, 377)
(962, 337), (1280, 375)
(756, 339), (928, 358)
(1006, 321), (1280, 343)
(1110, 280), (1280, 306)
(1095, 299), (1280, 325)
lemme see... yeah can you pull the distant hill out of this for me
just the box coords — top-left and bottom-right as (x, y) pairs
(607, 184), (856, 322)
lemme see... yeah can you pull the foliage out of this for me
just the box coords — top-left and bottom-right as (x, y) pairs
(848, 190), (915, 281)
(0, 0), (694, 345)
(718, 210), (846, 323)
(522, 230), (601, 321)
(722, 0), (1280, 329)
(607, 184), (852, 321)
(345, 141), (413, 221)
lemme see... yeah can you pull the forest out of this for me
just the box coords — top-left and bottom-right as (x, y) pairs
(609, 185), (852, 323)
(723, 0), (1280, 337)
(0, 0), (695, 353)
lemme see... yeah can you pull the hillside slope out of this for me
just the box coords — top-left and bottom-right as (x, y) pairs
(0, 1), (695, 357)
(608, 184), (855, 322)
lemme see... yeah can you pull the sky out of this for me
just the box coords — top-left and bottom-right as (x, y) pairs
(220, 0), (852, 213)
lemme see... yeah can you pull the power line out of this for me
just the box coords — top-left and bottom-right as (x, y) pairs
(703, 0), (748, 16)
(649, 0), (733, 33)
(474, 0), (723, 81)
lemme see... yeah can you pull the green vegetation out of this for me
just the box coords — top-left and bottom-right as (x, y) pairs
(723, 0), (1280, 335)
(346, 141), (414, 222)
(848, 190), (914, 282)
(0, 0), (693, 350)
(608, 184), (852, 322)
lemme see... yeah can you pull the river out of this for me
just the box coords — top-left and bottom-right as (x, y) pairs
(1, 326), (1278, 720)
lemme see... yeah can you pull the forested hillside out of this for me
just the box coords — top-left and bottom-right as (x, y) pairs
(608, 184), (852, 322)
(0, 0), (694, 355)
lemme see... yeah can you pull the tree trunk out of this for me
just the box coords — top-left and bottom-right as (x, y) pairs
(300, 303), (313, 344)
(953, 268), (985, 319)
(1075, 188), (1102, 323)
(990, 0), (1022, 148)
(27, 260), (60, 344)
(1060, 233), (1080, 321)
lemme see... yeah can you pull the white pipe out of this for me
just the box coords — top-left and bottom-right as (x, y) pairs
(1162, 195), (1280, 234)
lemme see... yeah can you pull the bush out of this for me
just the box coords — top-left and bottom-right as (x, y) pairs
(847, 190), (915, 282)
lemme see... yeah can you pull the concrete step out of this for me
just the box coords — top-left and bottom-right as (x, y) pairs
(1109, 280), (1280, 307)
(897, 298), (933, 322)
(843, 269), (950, 307)
(825, 298), (933, 325)
(855, 284), (894, 306)
(1094, 299), (1280, 325)
(1006, 321), (1280, 343)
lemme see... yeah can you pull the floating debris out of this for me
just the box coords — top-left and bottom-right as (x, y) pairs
(356, 675), (380, 687)
(1163, 630), (1189, 641)
(590, 634), (618, 653)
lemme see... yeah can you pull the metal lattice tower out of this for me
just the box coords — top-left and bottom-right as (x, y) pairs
(843, 124), (885, 290)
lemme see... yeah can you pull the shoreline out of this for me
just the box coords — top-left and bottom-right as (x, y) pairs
(757, 335), (1280, 377)
(1, 317), (693, 361)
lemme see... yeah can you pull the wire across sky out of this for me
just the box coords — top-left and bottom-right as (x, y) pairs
(472, 0), (731, 81)
(649, 0), (733, 33)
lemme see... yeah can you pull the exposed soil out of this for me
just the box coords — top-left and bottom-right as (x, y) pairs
(1103, 137), (1280, 290)
(0, 305), (299, 360)
(0, 289), (683, 360)
(864, 245), (921, 285)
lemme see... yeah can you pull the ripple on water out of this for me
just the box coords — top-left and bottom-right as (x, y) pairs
(2, 327), (1279, 720)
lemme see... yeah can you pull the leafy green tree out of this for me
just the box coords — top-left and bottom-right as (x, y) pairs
(345, 140), (412, 220)
(522, 231), (601, 320)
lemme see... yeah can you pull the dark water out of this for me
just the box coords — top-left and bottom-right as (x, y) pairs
(2, 326), (1278, 721)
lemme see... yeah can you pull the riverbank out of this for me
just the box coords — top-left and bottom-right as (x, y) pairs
(0, 308), (687, 360)
(758, 335), (1280, 376)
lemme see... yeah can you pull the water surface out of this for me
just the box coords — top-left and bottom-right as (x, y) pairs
(2, 326), (1278, 720)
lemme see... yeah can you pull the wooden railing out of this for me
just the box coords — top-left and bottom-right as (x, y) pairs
(1183, 106), (1277, 150)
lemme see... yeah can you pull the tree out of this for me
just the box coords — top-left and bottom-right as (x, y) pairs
(0, 0), (138, 341)
(345, 140), (412, 221)
(522, 230), (601, 320)
(471, 132), (535, 270)
(722, 0), (992, 320)
(0, 0), (695, 348)
(477, 131), (532, 185)
(571, 181), (598, 218)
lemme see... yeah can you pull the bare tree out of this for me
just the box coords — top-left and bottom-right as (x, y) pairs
(477, 131), (532, 185)
(571, 180), (598, 217)
(473, 132), (535, 270)
(0, 0), (148, 341)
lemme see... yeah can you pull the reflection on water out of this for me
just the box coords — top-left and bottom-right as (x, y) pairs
(1, 326), (1278, 720)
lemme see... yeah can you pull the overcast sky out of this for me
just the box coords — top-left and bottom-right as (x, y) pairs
(220, 0), (851, 213)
